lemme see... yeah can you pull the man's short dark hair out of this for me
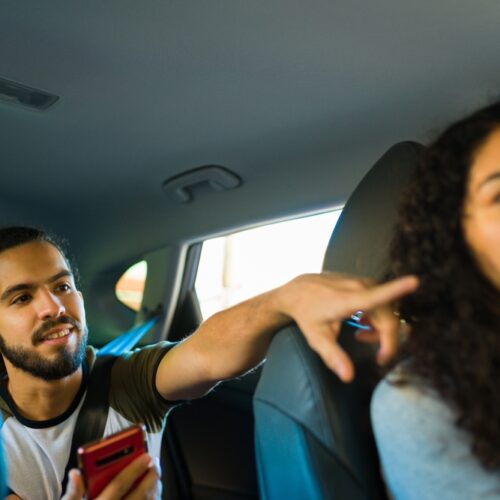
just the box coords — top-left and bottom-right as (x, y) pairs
(0, 226), (80, 287)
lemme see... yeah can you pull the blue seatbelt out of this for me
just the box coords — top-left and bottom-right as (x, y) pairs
(97, 316), (160, 356)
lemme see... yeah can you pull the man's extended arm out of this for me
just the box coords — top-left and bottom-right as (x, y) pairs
(156, 273), (418, 400)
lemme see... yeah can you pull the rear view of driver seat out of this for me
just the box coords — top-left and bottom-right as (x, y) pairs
(253, 141), (424, 500)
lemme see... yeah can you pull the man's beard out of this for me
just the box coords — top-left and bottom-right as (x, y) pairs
(0, 316), (88, 381)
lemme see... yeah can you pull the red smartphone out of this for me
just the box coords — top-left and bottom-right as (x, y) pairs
(77, 423), (148, 499)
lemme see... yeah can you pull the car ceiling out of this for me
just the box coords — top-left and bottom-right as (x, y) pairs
(1, 0), (499, 278)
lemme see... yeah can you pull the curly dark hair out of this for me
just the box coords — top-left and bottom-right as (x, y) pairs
(390, 101), (500, 470)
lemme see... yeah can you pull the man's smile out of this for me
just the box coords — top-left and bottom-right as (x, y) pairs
(42, 326), (75, 343)
(32, 316), (81, 346)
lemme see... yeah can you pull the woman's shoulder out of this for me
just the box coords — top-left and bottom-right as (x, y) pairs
(371, 366), (455, 432)
(371, 367), (458, 456)
(371, 365), (500, 500)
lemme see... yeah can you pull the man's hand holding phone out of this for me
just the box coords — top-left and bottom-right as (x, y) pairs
(62, 453), (160, 500)
(62, 424), (161, 500)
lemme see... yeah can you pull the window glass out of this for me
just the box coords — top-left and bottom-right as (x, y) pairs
(195, 210), (342, 319)
(115, 260), (148, 311)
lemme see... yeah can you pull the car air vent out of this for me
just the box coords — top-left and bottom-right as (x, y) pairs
(0, 77), (59, 110)
(162, 165), (242, 203)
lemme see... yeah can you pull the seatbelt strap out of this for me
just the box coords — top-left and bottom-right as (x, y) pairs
(60, 354), (117, 496)
(97, 316), (159, 356)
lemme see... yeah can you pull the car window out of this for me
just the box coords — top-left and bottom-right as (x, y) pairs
(195, 209), (342, 319)
(115, 260), (148, 312)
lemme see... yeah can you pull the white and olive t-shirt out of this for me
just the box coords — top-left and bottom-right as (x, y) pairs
(0, 342), (178, 500)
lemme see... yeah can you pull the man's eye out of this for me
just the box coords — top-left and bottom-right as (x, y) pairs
(12, 294), (31, 305)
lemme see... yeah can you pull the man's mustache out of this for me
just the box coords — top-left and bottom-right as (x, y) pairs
(32, 316), (81, 345)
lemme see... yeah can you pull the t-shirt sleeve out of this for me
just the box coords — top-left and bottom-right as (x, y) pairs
(370, 377), (500, 500)
(108, 341), (179, 433)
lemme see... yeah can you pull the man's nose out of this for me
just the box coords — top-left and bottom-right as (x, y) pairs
(37, 289), (66, 320)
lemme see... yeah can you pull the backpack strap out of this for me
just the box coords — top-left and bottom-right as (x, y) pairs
(60, 354), (118, 496)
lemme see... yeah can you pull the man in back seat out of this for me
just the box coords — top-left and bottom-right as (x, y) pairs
(0, 226), (418, 499)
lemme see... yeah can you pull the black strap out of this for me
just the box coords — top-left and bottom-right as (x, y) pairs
(60, 355), (118, 496)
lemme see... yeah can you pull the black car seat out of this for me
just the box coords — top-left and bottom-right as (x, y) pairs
(253, 141), (424, 500)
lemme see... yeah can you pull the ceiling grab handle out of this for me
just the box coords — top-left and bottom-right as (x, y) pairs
(162, 165), (242, 203)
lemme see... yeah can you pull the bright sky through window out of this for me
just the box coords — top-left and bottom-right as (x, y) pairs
(196, 210), (342, 319)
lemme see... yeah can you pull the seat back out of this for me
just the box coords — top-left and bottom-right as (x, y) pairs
(253, 142), (424, 500)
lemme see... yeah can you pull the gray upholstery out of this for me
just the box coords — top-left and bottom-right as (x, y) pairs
(253, 142), (424, 500)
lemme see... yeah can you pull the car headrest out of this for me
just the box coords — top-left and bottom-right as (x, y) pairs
(323, 141), (424, 279)
(253, 141), (425, 500)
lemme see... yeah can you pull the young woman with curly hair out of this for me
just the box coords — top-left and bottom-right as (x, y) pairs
(371, 102), (500, 499)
